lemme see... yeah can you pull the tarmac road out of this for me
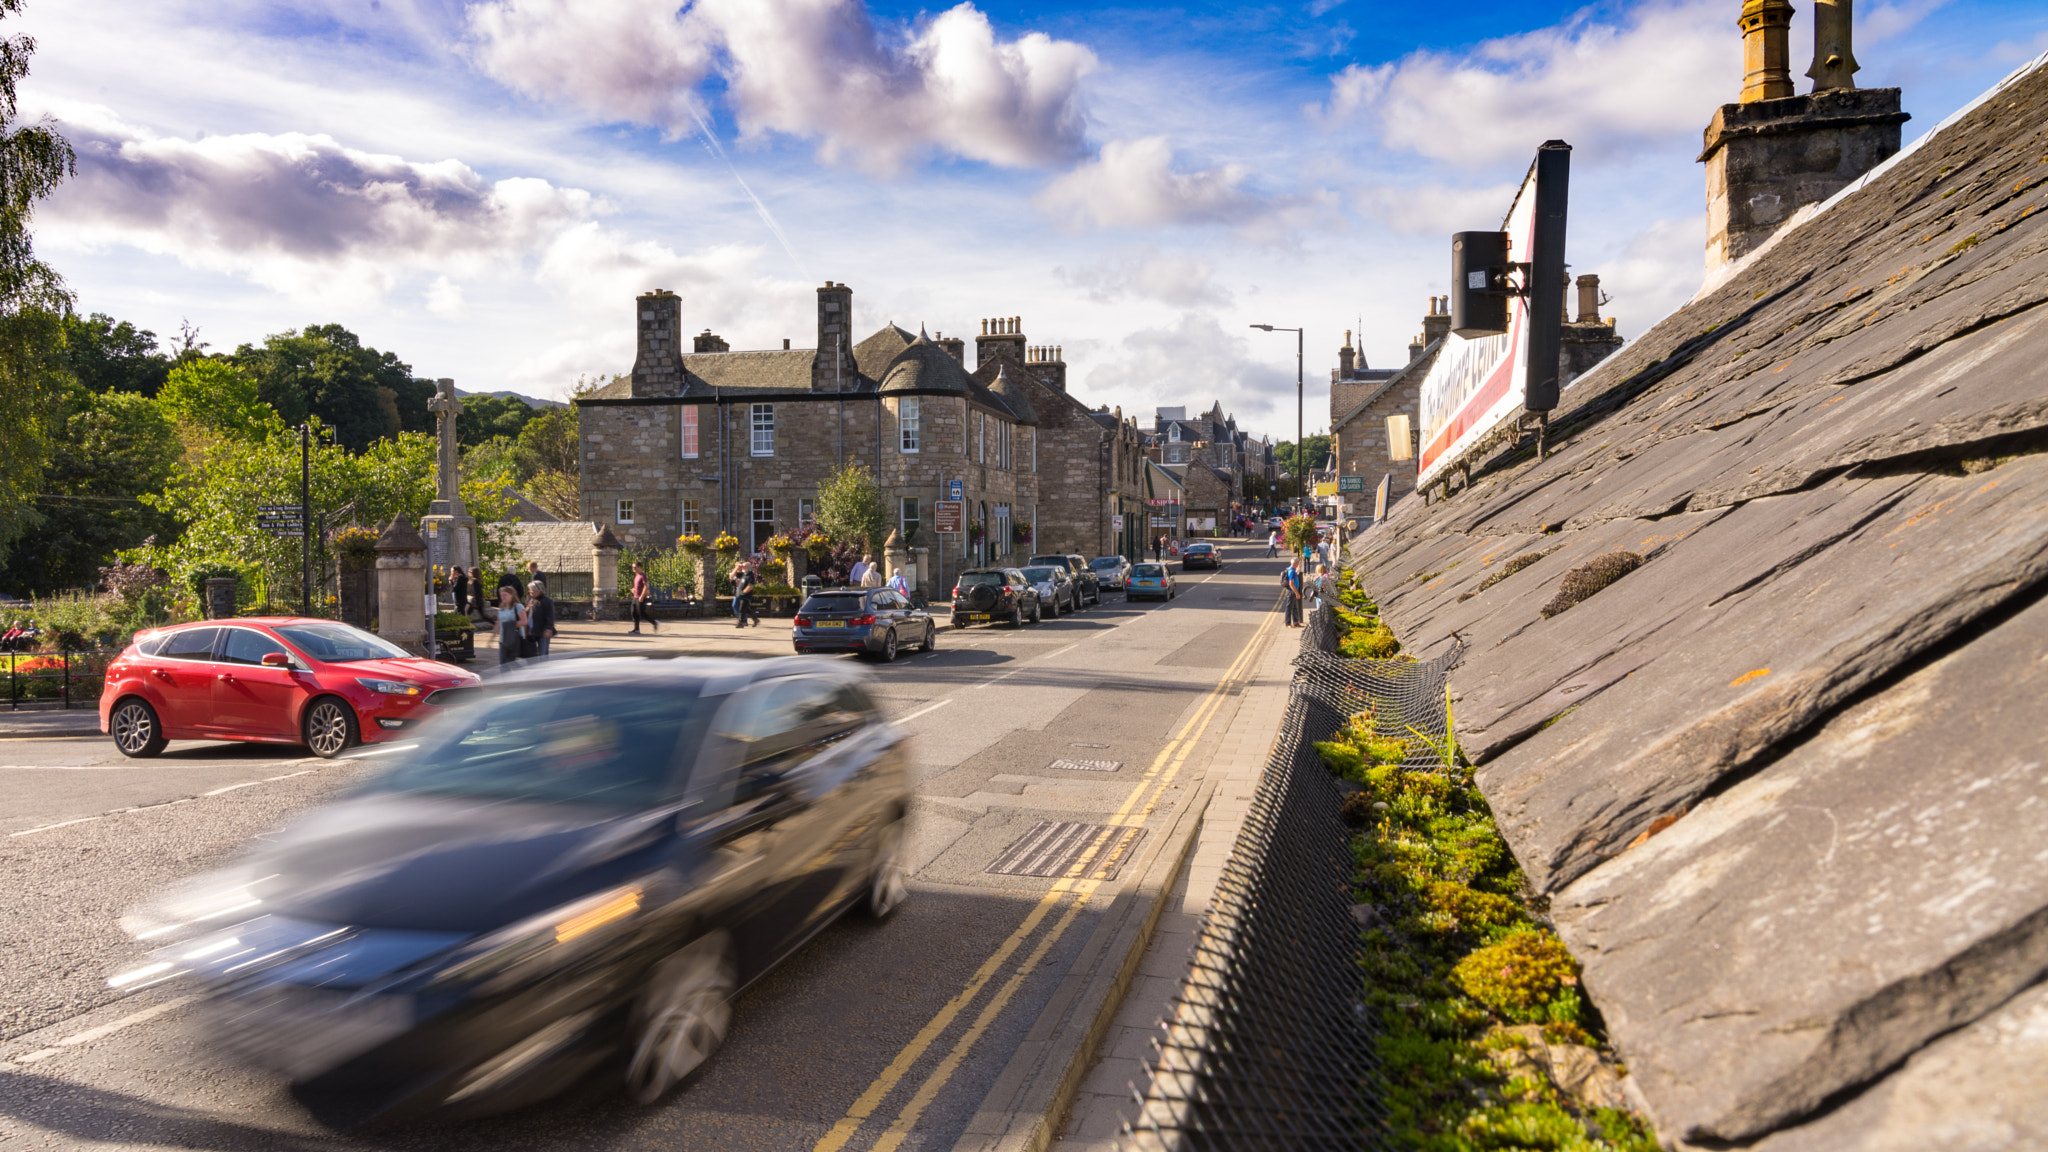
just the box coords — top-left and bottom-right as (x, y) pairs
(0, 539), (1288, 1152)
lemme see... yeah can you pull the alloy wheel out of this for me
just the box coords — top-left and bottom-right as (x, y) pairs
(924, 623), (937, 651)
(110, 700), (164, 758)
(304, 699), (355, 758)
(881, 631), (897, 662)
(866, 821), (909, 919)
(626, 936), (735, 1104)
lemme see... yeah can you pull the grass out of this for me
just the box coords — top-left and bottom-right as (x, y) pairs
(1319, 571), (1657, 1150)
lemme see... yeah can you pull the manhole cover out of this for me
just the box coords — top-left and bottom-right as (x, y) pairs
(986, 822), (1147, 881)
(1049, 757), (1121, 772)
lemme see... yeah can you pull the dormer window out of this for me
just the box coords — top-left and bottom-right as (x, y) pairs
(1168, 425), (1181, 442)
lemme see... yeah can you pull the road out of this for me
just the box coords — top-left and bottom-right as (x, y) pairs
(0, 539), (1286, 1152)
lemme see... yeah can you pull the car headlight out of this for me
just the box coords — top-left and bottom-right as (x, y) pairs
(356, 678), (424, 696)
(431, 883), (644, 990)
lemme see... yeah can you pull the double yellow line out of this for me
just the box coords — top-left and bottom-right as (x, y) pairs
(811, 605), (1278, 1152)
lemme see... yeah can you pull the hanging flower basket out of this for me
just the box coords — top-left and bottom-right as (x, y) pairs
(331, 526), (379, 567)
(1014, 522), (1033, 545)
(803, 533), (834, 562)
(712, 532), (741, 553)
(677, 534), (706, 555)
(765, 533), (795, 556)
(967, 520), (985, 545)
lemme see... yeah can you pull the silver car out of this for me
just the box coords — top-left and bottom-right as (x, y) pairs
(1088, 556), (1132, 591)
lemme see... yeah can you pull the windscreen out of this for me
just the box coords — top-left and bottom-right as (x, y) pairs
(1133, 564), (1165, 577)
(274, 622), (411, 663)
(1028, 557), (1066, 568)
(958, 572), (1004, 586)
(1021, 567), (1059, 582)
(367, 684), (706, 807)
(1089, 558), (1120, 569)
(800, 594), (867, 614)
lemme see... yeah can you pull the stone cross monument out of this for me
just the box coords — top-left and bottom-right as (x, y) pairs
(421, 377), (478, 583)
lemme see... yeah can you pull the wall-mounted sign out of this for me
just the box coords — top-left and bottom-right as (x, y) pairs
(1150, 516), (1176, 528)
(934, 500), (964, 533)
(1110, 514), (1124, 530)
(948, 479), (963, 501)
(1339, 475), (1366, 493)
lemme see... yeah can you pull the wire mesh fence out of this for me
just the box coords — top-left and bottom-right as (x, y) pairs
(1118, 606), (1461, 1151)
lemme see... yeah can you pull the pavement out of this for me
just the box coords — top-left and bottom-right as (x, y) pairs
(0, 539), (1291, 1152)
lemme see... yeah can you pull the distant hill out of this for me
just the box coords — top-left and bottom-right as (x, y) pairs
(453, 387), (565, 409)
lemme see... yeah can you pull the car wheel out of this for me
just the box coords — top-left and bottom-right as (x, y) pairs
(923, 623), (937, 651)
(626, 933), (735, 1105)
(864, 820), (909, 920)
(302, 697), (358, 759)
(1031, 602), (1042, 624)
(879, 630), (898, 662)
(1010, 605), (1025, 628)
(109, 697), (166, 759)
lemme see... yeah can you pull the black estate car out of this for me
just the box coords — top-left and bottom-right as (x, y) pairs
(1028, 555), (1101, 605)
(951, 568), (1041, 627)
(112, 657), (913, 1128)
(793, 588), (934, 660)
(1181, 542), (1222, 570)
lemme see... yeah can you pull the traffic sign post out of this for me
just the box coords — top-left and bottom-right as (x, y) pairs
(934, 500), (964, 534)
(948, 479), (963, 502)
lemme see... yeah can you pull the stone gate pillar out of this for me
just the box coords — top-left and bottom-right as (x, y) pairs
(592, 526), (621, 621)
(883, 529), (908, 583)
(375, 515), (429, 656)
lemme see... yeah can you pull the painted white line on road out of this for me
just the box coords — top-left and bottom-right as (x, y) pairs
(7, 815), (101, 838)
(898, 699), (955, 723)
(201, 781), (263, 797)
(262, 769), (316, 782)
(12, 1048), (60, 1064)
(58, 995), (199, 1047)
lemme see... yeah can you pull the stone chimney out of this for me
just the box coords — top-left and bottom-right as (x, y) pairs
(975, 316), (1026, 373)
(629, 290), (685, 398)
(811, 282), (858, 391)
(693, 329), (729, 353)
(1421, 296), (1452, 347)
(935, 332), (966, 364)
(1338, 330), (1356, 378)
(1024, 343), (1067, 392)
(1703, 0), (1907, 273)
(1575, 275), (1604, 324)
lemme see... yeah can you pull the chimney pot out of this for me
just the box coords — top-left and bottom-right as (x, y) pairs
(1807, 0), (1859, 91)
(783, 338), (790, 350)
(1738, 0), (1796, 102)
(1575, 274), (1604, 324)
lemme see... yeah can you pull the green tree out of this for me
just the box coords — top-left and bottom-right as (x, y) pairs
(0, 0), (76, 565)
(0, 387), (180, 593)
(510, 401), (580, 519)
(233, 324), (435, 452)
(156, 357), (274, 442)
(814, 462), (889, 557)
(457, 393), (538, 447)
(1274, 433), (1330, 478)
(58, 311), (170, 396)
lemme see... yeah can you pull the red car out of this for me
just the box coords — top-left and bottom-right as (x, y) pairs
(99, 618), (482, 760)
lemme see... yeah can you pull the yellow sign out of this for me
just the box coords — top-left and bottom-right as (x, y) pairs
(1313, 481), (1338, 496)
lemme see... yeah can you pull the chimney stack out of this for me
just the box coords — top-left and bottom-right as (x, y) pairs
(811, 281), (857, 391)
(935, 332), (965, 363)
(1338, 330), (1356, 378)
(1575, 275), (1604, 325)
(693, 329), (729, 353)
(1421, 298), (1452, 347)
(629, 289), (684, 398)
(975, 315), (1027, 373)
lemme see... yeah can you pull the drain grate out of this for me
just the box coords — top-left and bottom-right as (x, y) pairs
(1048, 757), (1122, 772)
(986, 821), (1147, 881)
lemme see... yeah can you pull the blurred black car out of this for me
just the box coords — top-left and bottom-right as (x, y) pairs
(793, 588), (934, 660)
(950, 569), (1041, 627)
(1181, 542), (1222, 570)
(112, 657), (913, 1128)
(1019, 565), (1079, 616)
(1028, 555), (1101, 606)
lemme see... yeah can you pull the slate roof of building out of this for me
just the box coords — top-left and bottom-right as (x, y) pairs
(1353, 54), (2048, 1149)
(1332, 338), (1441, 429)
(504, 520), (600, 573)
(984, 365), (1039, 424)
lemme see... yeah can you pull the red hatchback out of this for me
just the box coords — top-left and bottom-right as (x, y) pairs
(99, 618), (482, 760)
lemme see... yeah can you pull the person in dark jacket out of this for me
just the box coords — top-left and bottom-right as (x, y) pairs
(452, 568), (470, 616)
(496, 569), (523, 600)
(526, 581), (556, 660)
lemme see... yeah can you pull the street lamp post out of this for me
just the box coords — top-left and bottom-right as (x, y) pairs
(1250, 324), (1303, 513)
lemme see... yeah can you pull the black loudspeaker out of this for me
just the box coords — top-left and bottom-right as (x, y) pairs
(1450, 231), (1509, 337)
(1522, 141), (1572, 412)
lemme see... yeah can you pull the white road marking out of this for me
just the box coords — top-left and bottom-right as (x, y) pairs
(58, 996), (199, 1047)
(12, 1048), (60, 1064)
(898, 699), (954, 723)
(201, 781), (263, 796)
(8, 816), (102, 837)
(7, 761), (333, 838)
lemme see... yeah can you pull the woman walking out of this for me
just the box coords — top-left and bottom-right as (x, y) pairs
(628, 562), (658, 634)
(493, 585), (529, 667)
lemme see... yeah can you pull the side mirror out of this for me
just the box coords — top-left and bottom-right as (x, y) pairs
(261, 652), (293, 668)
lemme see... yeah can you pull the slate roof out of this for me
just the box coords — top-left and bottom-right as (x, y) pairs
(505, 520), (600, 573)
(984, 365), (1039, 425)
(1354, 54), (2048, 1149)
(1332, 338), (1440, 430)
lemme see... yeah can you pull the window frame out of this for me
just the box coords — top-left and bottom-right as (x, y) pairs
(900, 496), (920, 543)
(898, 397), (920, 453)
(616, 499), (635, 524)
(750, 404), (775, 457)
(681, 497), (700, 536)
(680, 405), (700, 459)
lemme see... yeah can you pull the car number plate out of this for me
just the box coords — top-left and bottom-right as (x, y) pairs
(816, 620), (845, 628)
(968, 613), (991, 621)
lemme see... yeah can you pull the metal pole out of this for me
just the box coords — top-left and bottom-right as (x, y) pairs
(1296, 327), (1304, 515)
(301, 423), (312, 616)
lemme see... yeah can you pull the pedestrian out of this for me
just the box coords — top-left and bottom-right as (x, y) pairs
(628, 562), (658, 634)
(525, 560), (545, 590)
(887, 568), (911, 598)
(848, 554), (871, 585)
(1309, 564), (1336, 612)
(1153, 536), (1163, 561)
(526, 580), (556, 660)
(1281, 559), (1304, 628)
(732, 560), (760, 628)
(1265, 528), (1279, 558)
(452, 567), (469, 616)
(859, 555), (884, 588)
(493, 585), (529, 667)
(496, 568), (522, 601)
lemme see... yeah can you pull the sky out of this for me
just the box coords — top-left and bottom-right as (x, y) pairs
(20, 0), (2048, 441)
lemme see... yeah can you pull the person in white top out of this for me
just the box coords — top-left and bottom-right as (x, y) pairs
(848, 556), (871, 585)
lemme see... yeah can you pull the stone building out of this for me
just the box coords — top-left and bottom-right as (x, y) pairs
(1144, 404), (1273, 522)
(577, 286), (1147, 594)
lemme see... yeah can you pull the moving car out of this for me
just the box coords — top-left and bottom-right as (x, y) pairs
(112, 657), (914, 1128)
(1028, 555), (1101, 606)
(99, 619), (482, 760)
(1126, 562), (1176, 601)
(1088, 556), (1132, 591)
(792, 588), (934, 660)
(1020, 565), (1079, 616)
(950, 569), (1042, 627)
(1181, 542), (1222, 570)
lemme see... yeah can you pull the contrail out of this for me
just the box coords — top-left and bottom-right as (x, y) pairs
(689, 107), (809, 280)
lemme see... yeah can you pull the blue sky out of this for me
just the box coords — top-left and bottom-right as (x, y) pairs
(22, 0), (2048, 437)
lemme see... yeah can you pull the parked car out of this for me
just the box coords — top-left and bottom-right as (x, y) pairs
(99, 619), (483, 760)
(1028, 554), (1101, 606)
(1126, 562), (1177, 601)
(1181, 542), (1222, 570)
(951, 569), (1042, 627)
(112, 656), (914, 1128)
(1088, 555), (1132, 591)
(792, 588), (934, 660)
(1019, 565), (1080, 616)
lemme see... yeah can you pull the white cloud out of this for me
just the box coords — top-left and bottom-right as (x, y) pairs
(464, 0), (1097, 174)
(426, 275), (467, 318)
(1352, 180), (1521, 236)
(44, 102), (596, 301)
(1034, 136), (1259, 231)
(1318, 0), (1735, 166)
(1589, 214), (1705, 337)
(1057, 249), (1233, 307)
(1083, 312), (1297, 433)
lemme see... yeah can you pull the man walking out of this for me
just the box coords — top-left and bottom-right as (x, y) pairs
(1153, 536), (1163, 561)
(452, 567), (469, 616)
(1281, 559), (1304, 628)
(628, 562), (658, 634)
(860, 555), (884, 588)
(526, 580), (556, 660)
(732, 559), (760, 628)
(1265, 527), (1280, 558)
(848, 554), (871, 585)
